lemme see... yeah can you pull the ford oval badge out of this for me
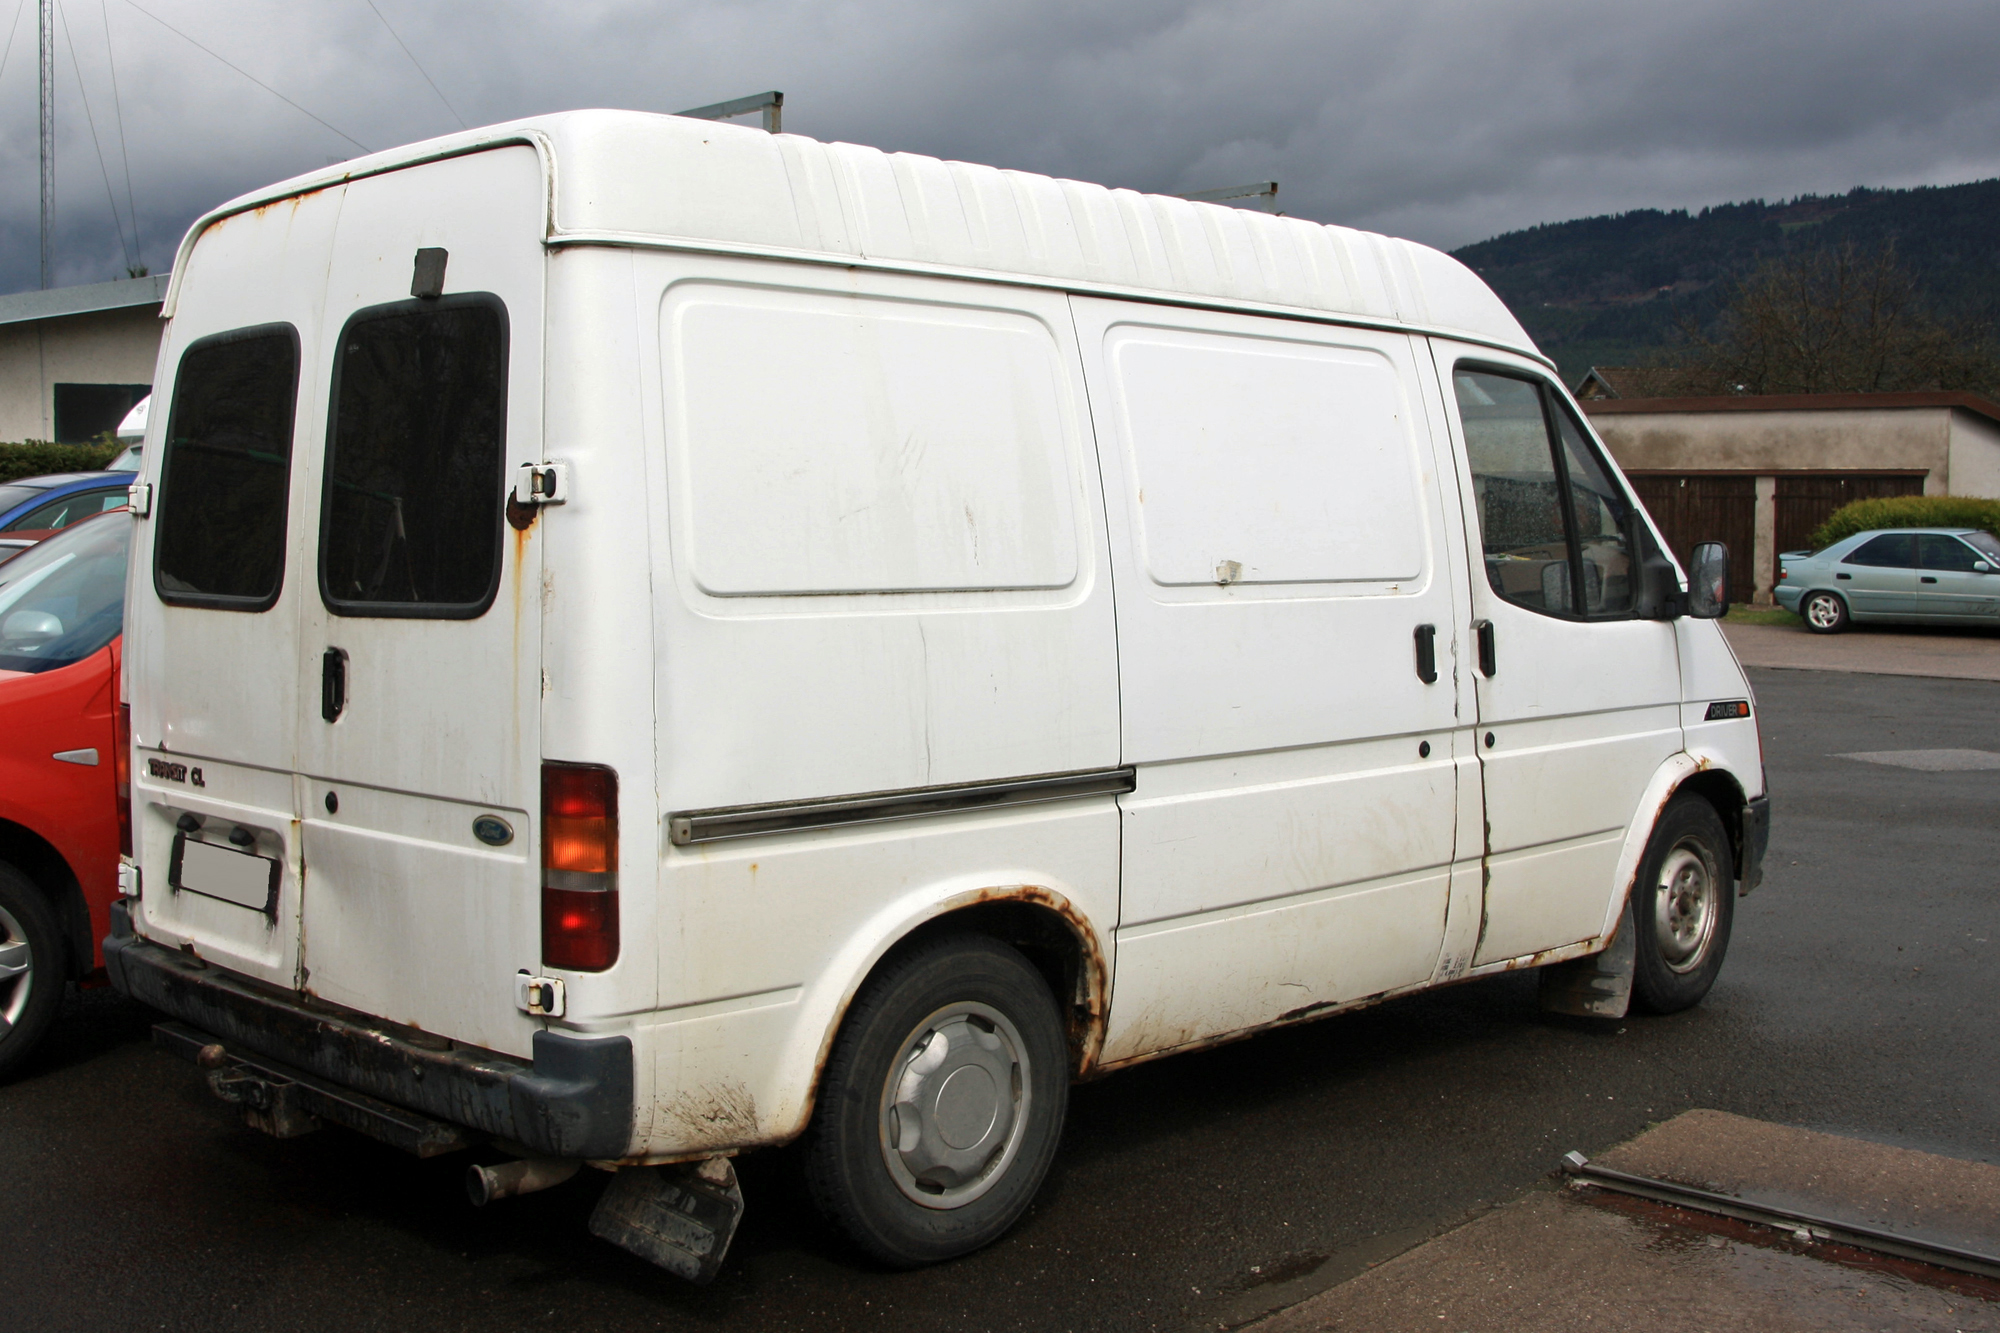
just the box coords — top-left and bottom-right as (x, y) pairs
(472, 815), (514, 847)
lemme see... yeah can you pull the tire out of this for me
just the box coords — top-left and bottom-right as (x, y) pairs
(801, 933), (1068, 1268)
(1630, 795), (1735, 1015)
(0, 861), (67, 1082)
(1801, 590), (1849, 634)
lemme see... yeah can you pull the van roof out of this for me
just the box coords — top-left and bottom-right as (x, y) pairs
(165, 110), (1542, 365)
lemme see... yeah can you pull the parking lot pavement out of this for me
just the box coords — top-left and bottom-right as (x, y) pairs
(1254, 1110), (2000, 1333)
(2, 666), (1996, 1333)
(1725, 619), (2000, 680)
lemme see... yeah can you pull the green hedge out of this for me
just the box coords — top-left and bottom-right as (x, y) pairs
(1807, 494), (2000, 550)
(0, 439), (122, 483)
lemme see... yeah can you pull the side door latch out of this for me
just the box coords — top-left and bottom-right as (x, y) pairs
(512, 462), (569, 507)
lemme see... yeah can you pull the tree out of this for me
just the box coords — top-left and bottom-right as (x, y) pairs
(1661, 244), (2000, 397)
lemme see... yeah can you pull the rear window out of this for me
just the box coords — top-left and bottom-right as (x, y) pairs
(319, 296), (507, 618)
(0, 511), (129, 673)
(2, 486), (129, 533)
(153, 325), (301, 610)
(1844, 533), (1913, 568)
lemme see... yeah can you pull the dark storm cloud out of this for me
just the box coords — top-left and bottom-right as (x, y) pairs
(2, 0), (1997, 295)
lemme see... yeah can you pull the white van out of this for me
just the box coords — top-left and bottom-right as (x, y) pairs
(108, 110), (1767, 1281)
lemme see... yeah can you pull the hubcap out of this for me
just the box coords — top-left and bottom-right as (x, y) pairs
(1807, 595), (1840, 628)
(0, 901), (32, 1039)
(879, 1001), (1031, 1210)
(1654, 841), (1719, 974)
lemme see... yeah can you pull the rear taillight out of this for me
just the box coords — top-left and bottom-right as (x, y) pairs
(541, 762), (618, 972)
(114, 704), (133, 858)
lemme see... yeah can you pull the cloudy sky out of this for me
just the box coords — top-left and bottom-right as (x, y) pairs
(3, 0), (1999, 294)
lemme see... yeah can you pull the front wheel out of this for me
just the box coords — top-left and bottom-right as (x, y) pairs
(0, 861), (66, 1081)
(801, 933), (1068, 1267)
(1630, 795), (1735, 1014)
(1802, 590), (1849, 634)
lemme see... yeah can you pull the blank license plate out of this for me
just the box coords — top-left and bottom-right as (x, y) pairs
(170, 836), (280, 916)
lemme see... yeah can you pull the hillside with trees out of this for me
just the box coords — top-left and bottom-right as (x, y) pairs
(1450, 179), (2000, 387)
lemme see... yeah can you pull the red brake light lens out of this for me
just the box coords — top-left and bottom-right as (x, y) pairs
(541, 762), (618, 972)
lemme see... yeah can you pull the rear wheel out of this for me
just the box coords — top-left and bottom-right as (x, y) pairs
(801, 934), (1068, 1267)
(1630, 796), (1735, 1015)
(0, 861), (65, 1081)
(1802, 590), (1849, 634)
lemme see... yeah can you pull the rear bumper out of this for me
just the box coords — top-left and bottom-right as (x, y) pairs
(104, 905), (633, 1159)
(1740, 794), (1771, 893)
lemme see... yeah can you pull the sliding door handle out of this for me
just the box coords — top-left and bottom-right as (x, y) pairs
(1473, 620), (1496, 678)
(322, 647), (348, 722)
(1413, 623), (1438, 684)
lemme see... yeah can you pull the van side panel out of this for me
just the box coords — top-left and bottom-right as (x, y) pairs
(633, 255), (1121, 1154)
(1072, 298), (1474, 1065)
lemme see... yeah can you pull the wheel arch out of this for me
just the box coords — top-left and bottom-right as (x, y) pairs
(0, 817), (89, 980)
(1600, 754), (1754, 943)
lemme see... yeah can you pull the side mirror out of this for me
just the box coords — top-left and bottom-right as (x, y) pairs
(1975, 561), (1993, 574)
(1687, 542), (1729, 619)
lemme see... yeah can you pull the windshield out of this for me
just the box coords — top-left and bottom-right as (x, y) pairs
(1964, 531), (2000, 562)
(0, 510), (129, 673)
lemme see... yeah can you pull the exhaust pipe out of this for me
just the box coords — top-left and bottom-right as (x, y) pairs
(466, 1157), (583, 1206)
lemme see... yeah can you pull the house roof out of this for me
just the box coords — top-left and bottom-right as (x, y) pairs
(165, 109), (1540, 363)
(1580, 390), (2000, 428)
(0, 274), (168, 328)
(1574, 366), (1694, 399)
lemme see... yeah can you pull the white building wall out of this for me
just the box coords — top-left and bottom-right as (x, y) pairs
(1946, 410), (2000, 498)
(0, 304), (166, 441)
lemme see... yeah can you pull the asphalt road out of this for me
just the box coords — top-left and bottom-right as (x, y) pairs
(4, 666), (1996, 1333)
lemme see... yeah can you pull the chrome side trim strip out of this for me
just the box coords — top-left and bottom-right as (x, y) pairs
(667, 767), (1136, 846)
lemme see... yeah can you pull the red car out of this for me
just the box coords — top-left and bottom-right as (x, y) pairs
(0, 509), (129, 1078)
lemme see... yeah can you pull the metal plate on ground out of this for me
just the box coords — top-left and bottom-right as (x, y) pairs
(589, 1160), (744, 1284)
(169, 835), (281, 915)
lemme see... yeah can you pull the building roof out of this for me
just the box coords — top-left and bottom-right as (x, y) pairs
(0, 274), (168, 328)
(1574, 366), (1695, 399)
(166, 110), (1540, 362)
(1580, 390), (2000, 428)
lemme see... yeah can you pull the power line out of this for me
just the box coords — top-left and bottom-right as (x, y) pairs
(99, 0), (142, 273)
(118, 0), (371, 153)
(57, 0), (135, 272)
(0, 0), (25, 86)
(362, 0), (463, 131)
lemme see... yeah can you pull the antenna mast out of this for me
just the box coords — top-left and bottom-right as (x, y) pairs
(39, 0), (53, 288)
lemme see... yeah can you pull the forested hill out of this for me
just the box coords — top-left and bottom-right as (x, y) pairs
(1449, 179), (2000, 386)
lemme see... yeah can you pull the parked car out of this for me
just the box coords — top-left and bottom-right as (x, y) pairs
(104, 395), (151, 473)
(109, 110), (1768, 1283)
(0, 508), (129, 1079)
(1776, 527), (2000, 632)
(0, 471), (135, 566)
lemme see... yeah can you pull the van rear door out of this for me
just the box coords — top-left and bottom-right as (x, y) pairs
(129, 186), (345, 990)
(291, 148), (545, 1056)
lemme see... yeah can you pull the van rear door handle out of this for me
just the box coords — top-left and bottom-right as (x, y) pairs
(322, 647), (348, 722)
(1473, 620), (1496, 678)
(1413, 624), (1438, 684)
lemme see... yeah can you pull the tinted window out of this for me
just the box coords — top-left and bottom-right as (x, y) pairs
(320, 297), (507, 617)
(0, 512), (129, 673)
(1456, 369), (1636, 619)
(3, 487), (127, 533)
(153, 327), (300, 609)
(1845, 534), (1913, 568)
(1919, 534), (1983, 571)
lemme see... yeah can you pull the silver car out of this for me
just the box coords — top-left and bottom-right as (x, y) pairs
(1776, 527), (2000, 633)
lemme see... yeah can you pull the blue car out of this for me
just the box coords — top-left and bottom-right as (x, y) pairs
(1775, 527), (2000, 633)
(0, 471), (134, 564)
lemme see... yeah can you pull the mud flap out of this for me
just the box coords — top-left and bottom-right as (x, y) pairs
(589, 1157), (744, 1284)
(1537, 900), (1636, 1019)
